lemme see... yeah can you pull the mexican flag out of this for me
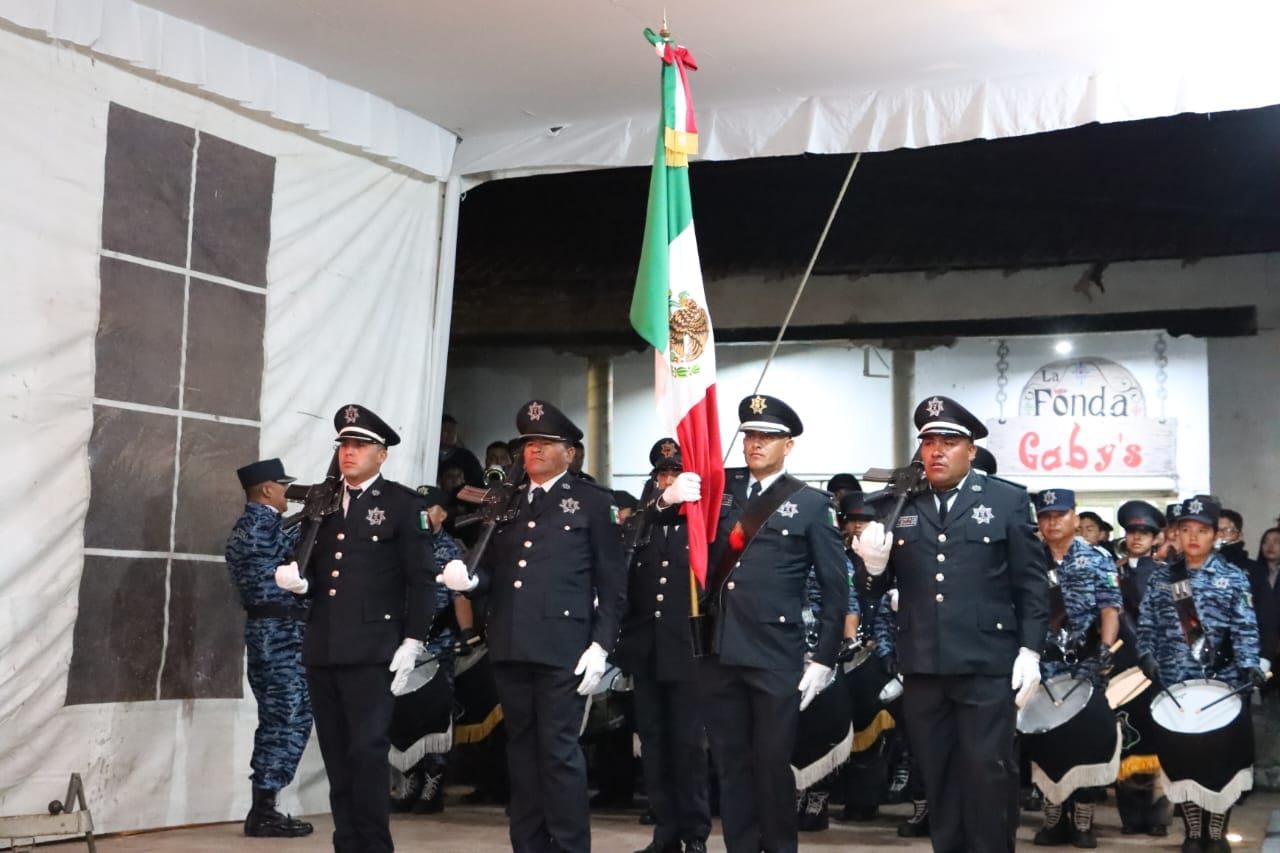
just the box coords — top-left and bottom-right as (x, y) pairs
(631, 27), (724, 588)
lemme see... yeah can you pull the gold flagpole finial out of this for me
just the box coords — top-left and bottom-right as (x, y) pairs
(660, 8), (669, 38)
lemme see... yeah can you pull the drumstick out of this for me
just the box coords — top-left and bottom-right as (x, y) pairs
(1196, 671), (1272, 714)
(1060, 639), (1124, 704)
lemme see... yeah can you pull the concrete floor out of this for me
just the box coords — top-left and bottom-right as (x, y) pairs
(31, 792), (1280, 852)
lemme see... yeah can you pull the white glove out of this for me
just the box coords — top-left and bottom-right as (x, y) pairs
(798, 661), (835, 711)
(1261, 658), (1272, 675)
(574, 642), (608, 695)
(852, 521), (893, 575)
(878, 673), (904, 704)
(1011, 646), (1042, 709)
(888, 588), (900, 612)
(660, 471), (702, 506)
(389, 638), (425, 696)
(436, 559), (478, 592)
(274, 561), (308, 595)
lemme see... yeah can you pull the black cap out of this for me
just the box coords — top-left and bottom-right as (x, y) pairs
(1175, 496), (1221, 528)
(415, 485), (450, 511)
(738, 394), (803, 436)
(826, 473), (862, 494)
(516, 399), (583, 443)
(972, 446), (998, 476)
(914, 395), (988, 440)
(237, 458), (295, 489)
(334, 404), (400, 446)
(649, 437), (683, 471)
(838, 491), (877, 522)
(612, 490), (639, 510)
(1034, 488), (1076, 514)
(1118, 500), (1164, 532)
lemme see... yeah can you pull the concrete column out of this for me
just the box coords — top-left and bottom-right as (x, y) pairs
(586, 354), (613, 484)
(891, 348), (916, 464)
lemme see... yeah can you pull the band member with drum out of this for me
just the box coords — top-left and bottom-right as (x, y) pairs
(439, 400), (628, 853)
(612, 438), (710, 853)
(853, 395), (1048, 853)
(1112, 499), (1170, 836)
(703, 394), (848, 853)
(1137, 496), (1264, 853)
(1025, 489), (1122, 848)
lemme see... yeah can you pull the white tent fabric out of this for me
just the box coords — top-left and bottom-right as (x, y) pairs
(0, 0), (457, 179)
(0, 25), (447, 832)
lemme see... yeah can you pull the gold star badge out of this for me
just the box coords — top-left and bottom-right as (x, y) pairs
(660, 440), (676, 457)
(749, 396), (768, 415)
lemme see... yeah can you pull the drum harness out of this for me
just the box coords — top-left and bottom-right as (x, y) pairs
(1166, 558), (1215, 671)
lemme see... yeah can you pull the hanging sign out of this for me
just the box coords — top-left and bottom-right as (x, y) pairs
(985, 357), (1177, 477)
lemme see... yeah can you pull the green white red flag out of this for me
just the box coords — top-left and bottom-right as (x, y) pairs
(631, 27), (724, 588)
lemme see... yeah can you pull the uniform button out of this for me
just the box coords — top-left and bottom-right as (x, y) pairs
(656, 594), (665, 602)
(937, 533), (947, 543)
(328, 589), (337, 597)
(897, 539), (905, 546)
(563, 610), (571, 616)
(527, 521), (536, 528)
(935, 593), (944, 602)
(778, 616), (786, 622)
(336, 533), (345, 541)
(518, 559), (527, 568)
(335, 552), (343, 560)
(996, 622), (1004, 630)
(655, 611), (663, 618)
(564, 525), (571, 531)
(983, 536), (991, 543)
(937, 554), (946, 562)
(524, 540), (533, 548)
(514, 580), (523, 588)
(659, 577), (667, 585)
(661, 560), (670, 567)
(384, 614), (391, 620)
(735, 561), (741, 568)
(935, 572), (944, 582)
(727, 581), (736, 590)
(371, 535), (379, 542)
(332, 570), (340, 578)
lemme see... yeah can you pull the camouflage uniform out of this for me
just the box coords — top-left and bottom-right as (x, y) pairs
(1042, 537), (1123, 680)
(225, 503), (311, 792)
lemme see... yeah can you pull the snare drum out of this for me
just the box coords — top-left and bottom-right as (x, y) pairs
(1019, 674), (1120, 803)
(1150, 679), (1254, 812)
(792, 666), (853, 790)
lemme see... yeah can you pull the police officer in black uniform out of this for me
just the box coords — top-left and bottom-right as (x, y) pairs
(703, 394), (848, 853)
(273, 404), (437, 853)
(439, 400), (627, 853)
(853, 395), (1048, 853)
(613, 438), (710, 853)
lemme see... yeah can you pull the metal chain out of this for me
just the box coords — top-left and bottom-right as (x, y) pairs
(995, 339), (1010, 423)
(1154, 332), (1168, 424)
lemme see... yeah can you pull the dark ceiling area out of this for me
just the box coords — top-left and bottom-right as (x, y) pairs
(452, 105), (1280, 346)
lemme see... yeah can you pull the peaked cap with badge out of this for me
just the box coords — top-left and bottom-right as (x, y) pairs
(516, 399), (584, 443)
(1034, 488), (1076, 515)
(237, 457), (296, 489)
(738, 394), (803, 436)
(649, 437), (683, 472)
(1175, 495), (1221, 527)
(1117, 500), (1164, 533)
(914, 395), (989, 440)
(334, 403), (400, 446)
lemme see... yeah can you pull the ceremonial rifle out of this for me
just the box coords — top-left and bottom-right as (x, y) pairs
(463, 455), (527, 578)
(283, 450), (343, 581)
(861, 460), (928, 524)
(620, 478), (660, 569)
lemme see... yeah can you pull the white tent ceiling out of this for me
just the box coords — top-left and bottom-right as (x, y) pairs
(6, 1), (1280, 175)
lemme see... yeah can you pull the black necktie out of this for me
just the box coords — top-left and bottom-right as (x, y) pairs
(935, 488), (958, 523)
(748, 481), (762, 501)
(529, 486), (546, 513)
(345, 487), (363, 517)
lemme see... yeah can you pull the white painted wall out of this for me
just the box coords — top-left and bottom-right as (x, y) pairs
(444, 252), (1280, 541)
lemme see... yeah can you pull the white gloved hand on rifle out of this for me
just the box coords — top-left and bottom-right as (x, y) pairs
(852, 521), (894, 575)
(436, 559), (478, 592)
(659, 472), (702, 507)
(274, 561), (308, 595)
(389, 638), (425, 696)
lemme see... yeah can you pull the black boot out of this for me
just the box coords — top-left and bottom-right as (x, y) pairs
(1179, 801), (1203, 853)
(797, 789), (829, 832)
(1202, 808), (1232, 852)
(411, 766), (445, 814)
(1069, 801), (1097, 849)
(244, 787), (313, 837)
(897, 799), (930, 837)
(1033, 797), (1072, 846)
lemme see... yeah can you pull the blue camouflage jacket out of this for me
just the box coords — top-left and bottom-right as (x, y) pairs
(426, 529), (461, 659)
(1137, 551), (1260, 688)
(1043, 537), (1123, 678)
(225, 502), (302, 609)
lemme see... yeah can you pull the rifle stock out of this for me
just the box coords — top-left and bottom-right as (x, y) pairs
(289, 450), (343, 581)
(463, 456), (527, 578)
(620, 478), (659, 569)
